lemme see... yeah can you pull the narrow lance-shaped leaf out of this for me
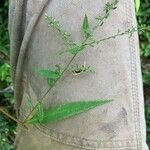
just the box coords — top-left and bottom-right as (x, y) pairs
(66, 44), (85, 55)
(26, 100), (112, 124)
(37, 69), (61, 79)
(36, 66), (62, 87)
(135, 0), (140, 12)
(82, 14), (91, 38)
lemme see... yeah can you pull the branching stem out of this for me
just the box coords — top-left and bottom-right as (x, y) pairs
(22, 0), (120, 123)
(23, 25), (147, 123)
(23, 54), (77, 122)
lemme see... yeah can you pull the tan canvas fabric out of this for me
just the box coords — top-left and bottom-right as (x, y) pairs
(9, 0), (148, 149)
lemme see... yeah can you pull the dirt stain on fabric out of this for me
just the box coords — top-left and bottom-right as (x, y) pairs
(100, 107), (128, 139)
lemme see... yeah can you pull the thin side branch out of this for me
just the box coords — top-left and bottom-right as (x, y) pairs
(0, 107), (28, 129)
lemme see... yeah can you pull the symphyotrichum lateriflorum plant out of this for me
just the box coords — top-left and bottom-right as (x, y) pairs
(0, 0), (149, 129)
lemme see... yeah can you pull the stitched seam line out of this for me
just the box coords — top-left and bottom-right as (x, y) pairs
(35, 125), (137, 149)
(14, 0), (51, 110)
(125, 0), (142, 149)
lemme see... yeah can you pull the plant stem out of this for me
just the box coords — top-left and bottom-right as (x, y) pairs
(85, 27), (139, 46)
(22, 105), (37, 123)
(0, 107), (28, 129)
(42, 54), (77, 101)
(23, 54), (77, 122)
(23, 26), (142, 122)
(92, 0), (118, 31)
(24, 4), (136, 122)
(22, 25), (149, 123)
(24, 31), (92, 123)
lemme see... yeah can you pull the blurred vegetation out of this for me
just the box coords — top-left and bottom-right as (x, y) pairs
(136, 0), (150, 147)
(0, 0), (149, 149)
(0, 0), (16, 150)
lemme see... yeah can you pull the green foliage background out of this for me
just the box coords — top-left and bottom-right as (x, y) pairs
(0, 1), (16, 149)
(0, 0), (149, 149)
(137, 0), (150, 147)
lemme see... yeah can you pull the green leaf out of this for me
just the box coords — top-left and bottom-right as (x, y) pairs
(36, 66), (62, 87)
(67, 44), (85, 55)
(47, 78), (56, 87)
(37, 69), (61, 79)
(82, 14), (91, 38)
(135, 0), (140, 12)
(26, 100), (112, 124)
(37, 101), (44, 123)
